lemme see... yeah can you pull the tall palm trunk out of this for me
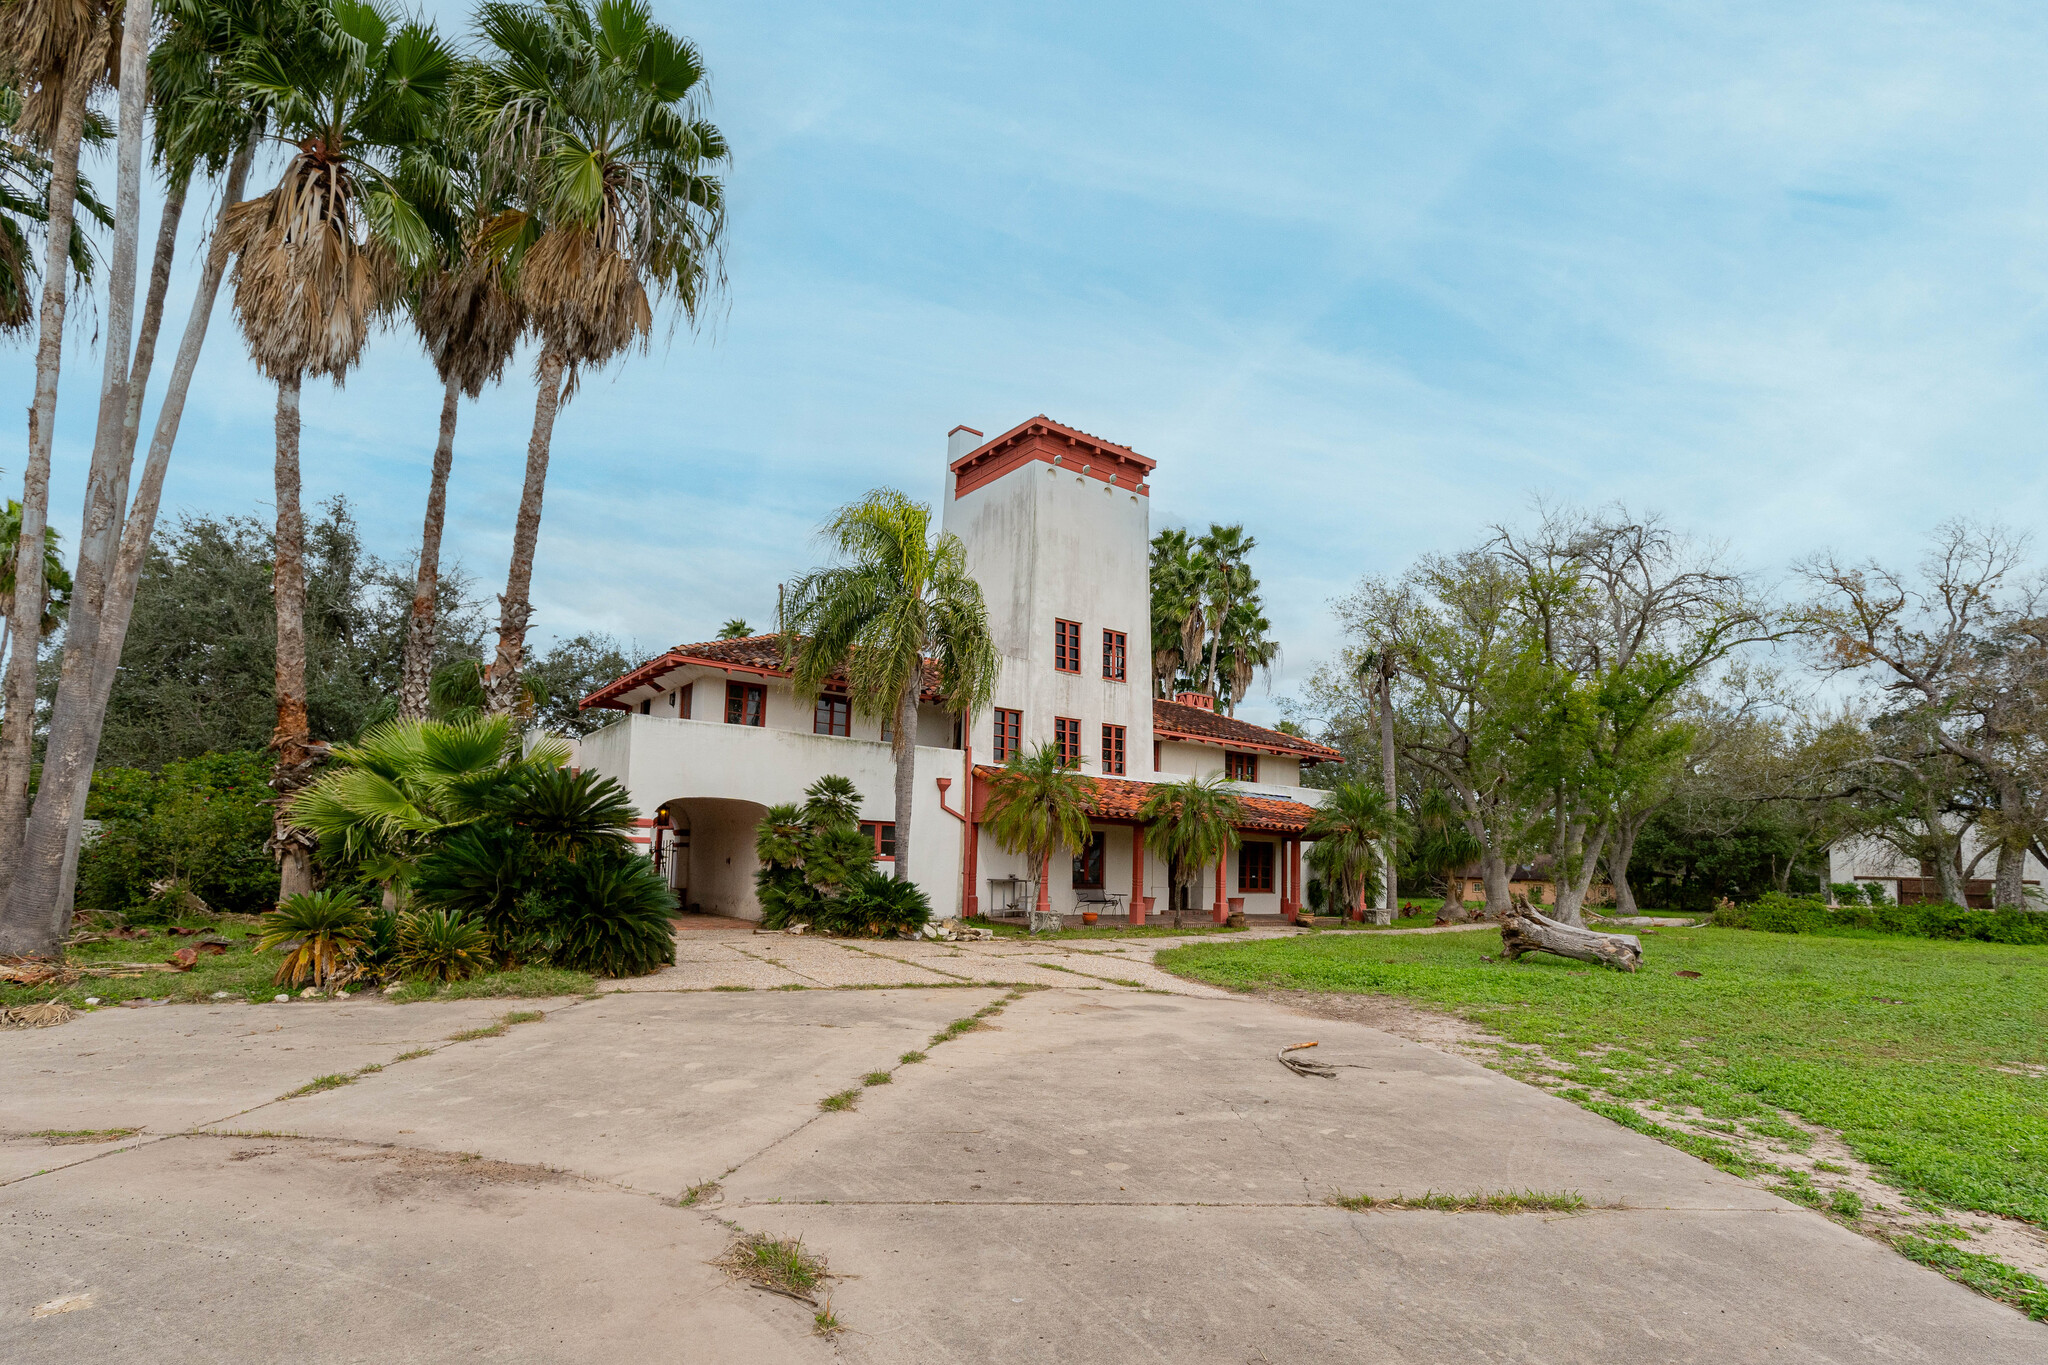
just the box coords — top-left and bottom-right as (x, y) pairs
(892, 683), (917, 881)
(485, 347), (565, 717)
(0, 70), (92, 911)
(37, 137), (259, 925)
(1377, 666), (1397, 917)
(400, 373), (462, 720)
(270, 373), (315, 900)
(3, 0), (153, 947)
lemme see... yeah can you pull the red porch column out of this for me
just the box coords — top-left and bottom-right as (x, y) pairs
(1212, 852), (1228, 923)
(1291, 838), (1304, 919)
(1281, 837), (1296, 922)
(1129, 826), (1146, 925)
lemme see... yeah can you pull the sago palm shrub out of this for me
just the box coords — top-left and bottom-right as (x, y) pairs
(259, 889), (375, 988)
(392, 905), (491, 983)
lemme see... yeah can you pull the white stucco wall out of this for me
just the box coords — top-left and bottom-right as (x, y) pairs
(944, 444), (1155, 777)
(577, 714), (967, 921)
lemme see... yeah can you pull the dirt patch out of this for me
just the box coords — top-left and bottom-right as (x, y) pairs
(1259, 989), (1508, 1053)
(203, 1136), (565, 1201)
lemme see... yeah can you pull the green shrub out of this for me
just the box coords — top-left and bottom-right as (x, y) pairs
(548, 855), (678, 976)
(258, 890), (376, 988)
(808, 870), (931, 937)
(393, 907), (492, 983)
(76, 751), (277, 919)
(753, 777), (895, 933)
(1720, 893), (2048, 945)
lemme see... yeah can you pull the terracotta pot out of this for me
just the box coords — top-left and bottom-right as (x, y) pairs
(1227, 897), (1245, 915)
(1081, 911), (1098, 925)
(1140, 896), (1156, 915)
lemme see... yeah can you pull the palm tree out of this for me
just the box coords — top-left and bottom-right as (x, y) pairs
(1355, 646), (1400, 912)
(291, 714), (569, 911)
(1139, 773), (1242, 926)
(1194, 523), (1256, 696)
(780, 489), (1001, 883)
(218, 0), (452, 898)
(0, 82), (109, 338)
(0, 0), (118, 901)
(1306, 780), (1401, 924)
(1148, 527), (1202, 698)
(980, 742), (1095, 919)
(717, 617), (751, 640)
(469, 0), (728, 716)
(395, 81), (526, 721)
(1213, 598), (1279, 716)
(1411, 786), (1482, 913)
(0, 0), (281, 948)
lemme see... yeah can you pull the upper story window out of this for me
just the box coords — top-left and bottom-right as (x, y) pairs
(1101, 723), (1126, 776)
(1054, 619), (1082, 673)
(1072, 831), (1106, 889)
(638, 699), (651, 715)
(1054, 716), (1082, 765)
(1238, 841), (1275, 893)
(1102, 630), (1127, 681)
(1225, 751), (1258, 782)
(859, 820), (896, 860)
(813, 695), (851, 737)
(993, 707), (1022, 762)
(677, 682), (693, 719)
(725, 681), (766, 727)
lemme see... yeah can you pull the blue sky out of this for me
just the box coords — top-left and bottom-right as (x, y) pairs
(12, 2), (2048, 725)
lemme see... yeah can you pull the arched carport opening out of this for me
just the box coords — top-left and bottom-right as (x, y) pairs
(653, 796), (770, 921)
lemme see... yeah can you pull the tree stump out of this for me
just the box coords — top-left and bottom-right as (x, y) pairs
(1500, 894), (1641, 972)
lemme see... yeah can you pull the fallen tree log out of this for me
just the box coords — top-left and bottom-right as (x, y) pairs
(1500, 895), (1641, 972)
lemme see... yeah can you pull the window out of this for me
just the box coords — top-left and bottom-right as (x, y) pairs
(1054, 716), (1082, 765)
(1054, 619), (1082, 673)
(1153, 740), (1162, 772)
(1101, 723), (1126, 776)
(993, 707), (1022, 762)
(638, 699), (651, 715)
(725, 681), (765, 727)
(813, 695), (851, 737)
(859, 821), (896, 860)
(677, 682), (693, 719)
(1225, 751), (1258, 782)
(1072, 831), (1105, 889)
(951, 717), (964, 749)
(1102, 629), (1127, 681)
(1238, 841), (1275, 893)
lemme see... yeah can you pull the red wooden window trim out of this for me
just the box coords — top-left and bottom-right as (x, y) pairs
(1101, 723), (1126, 776)
(859, 820), (896, 860)
(993, 708), (1023, 762)
(1102, 629), (1127, 681)
(813, 694), (851, 737)
(1153, 739), (1161, 771)
(1071, 831), (1106, 889)
(1054, 619), (1082, 673)
(1225, 751), (1258, 781)
(1054, 716), (1081, 764)
(678, 682), (693, 719)
(725, 681), (766, 727)
(1238, 841), (1275, 893)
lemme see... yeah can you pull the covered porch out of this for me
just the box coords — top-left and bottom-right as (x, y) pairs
(967, 766), (1322, 927)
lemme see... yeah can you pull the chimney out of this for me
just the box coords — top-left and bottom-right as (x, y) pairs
(947, 424), (984, 461)
(1174, 691), (1215, 711)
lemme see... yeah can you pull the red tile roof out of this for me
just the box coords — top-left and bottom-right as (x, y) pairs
(581, 634), (942, 711)
(973, 766), (1322, 834)
(1152, 698), (1341, 763)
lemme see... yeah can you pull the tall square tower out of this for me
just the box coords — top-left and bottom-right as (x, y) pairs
(941, 417), (1157, 778)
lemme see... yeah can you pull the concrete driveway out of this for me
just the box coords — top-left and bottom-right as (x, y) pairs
(3, 937), (2042, 1363)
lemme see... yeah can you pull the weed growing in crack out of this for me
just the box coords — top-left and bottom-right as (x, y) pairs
(899, 1050), (927, 1064)
(1328, 1190), (1590, 1213)
(394, 1048), (433, 1062)
(819, 1089), (861, 1112)
(282, 1074), (354, 1099)
(677, 1181), (721, 1207)
(862, 1071), (892, 1085)
(715, 1232), (828, 1299)
(813, 1302), (844, 1336)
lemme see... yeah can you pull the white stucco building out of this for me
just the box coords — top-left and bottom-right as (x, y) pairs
(574, 415), (1341, 925)
(1826, 830), (2045, 907)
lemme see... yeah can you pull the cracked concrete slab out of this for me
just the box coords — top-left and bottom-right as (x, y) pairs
(216, 990), (1003, 1195)
(0, 1135), (823, 1363)
(0, 998), (515, 1134)
(735, 1200), (2044, 1364)
(722, 989), (1785, 1212)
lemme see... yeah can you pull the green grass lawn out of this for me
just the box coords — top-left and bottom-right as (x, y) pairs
(1, 921), (593, 1009)
(1157, 926), (2048, 1229)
